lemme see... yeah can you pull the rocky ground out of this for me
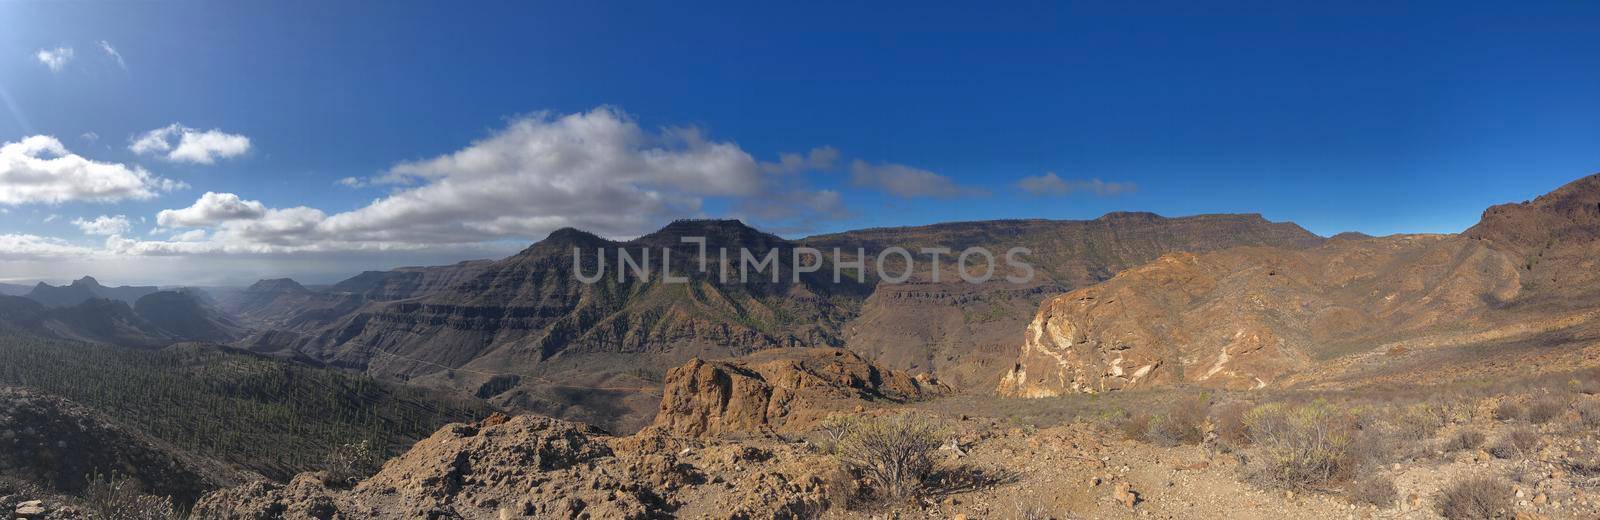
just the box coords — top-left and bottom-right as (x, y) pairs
(177, 375), (1600, 519)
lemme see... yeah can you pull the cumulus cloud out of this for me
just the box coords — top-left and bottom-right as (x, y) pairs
(1016, 172), (1137, 197)
(130, 124), (251, 164)
(72, 215), (132, 236)
(35, 46), (73, 72)
(849, 159), (984, 199)
(156, 192), (268, 228)
(321, 107), (770, 242)
(0, 135), (185, 205)
(115, 108), (860, 256)
(98, 41), (126, 70)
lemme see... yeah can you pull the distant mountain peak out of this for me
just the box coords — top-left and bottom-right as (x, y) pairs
(1095, 211), (1164, 222)
(541, 227), (609, 245)
(655, 218), (757, 233)
(635, 219), (784, 248)
(73, 276), (102, 287)
(248, 278), (309, 294)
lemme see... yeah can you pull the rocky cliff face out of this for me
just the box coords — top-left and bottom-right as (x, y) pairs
(998, 235), (1522, 397)
(808, 213), (1325, 390)
(226, 215), (1327, 432)
(996, 174), (1600, 398)
(652, 348), (947, 438)
(246, 220), (870, 432)
(1465, 172), (1600, 306)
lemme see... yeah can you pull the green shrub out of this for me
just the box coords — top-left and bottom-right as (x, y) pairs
(1242, 401), (1360, 489)
(1394, 403), (1448, 442)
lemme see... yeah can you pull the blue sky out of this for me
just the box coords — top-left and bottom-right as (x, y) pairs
(1, 1), (1598, 284)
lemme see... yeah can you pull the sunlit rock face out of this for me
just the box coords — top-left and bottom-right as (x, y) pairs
(999, 233), (1523, 397)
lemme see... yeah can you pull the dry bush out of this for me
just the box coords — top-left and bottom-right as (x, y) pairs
(1434, 475), (1512, 520)
(1526, 395), (1568, 424)
(82, 472), (182, 520)
(1122, 395), (1209, 447)
(1211, 400), (1254, 452)
(1577, 400), (1600, 428)
(813, 415), (862, 455)
(1492, 400), (1525, 422)
(1118, 413), (1152, 442)
(1489, 425), (1541, 459)
(1562, 439), (1600, 477)
(323, 439), (380, 487)
(1146, 404), (1208, 447)
(1445, 429), (1486, 452)
(1394, 403), (1448, 442)
(816, 459), (867, 510)
(1574, 369), (1600, 395)
(1347, 474), (1398, 508)
(830, 413), (946, 503)
(1242, 401), (1361, 489)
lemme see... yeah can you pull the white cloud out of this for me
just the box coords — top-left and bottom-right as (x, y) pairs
(130, 124), (251, 164)
(116, 107), (861, 256)
(156, 192), (267, 228)
(335, 176), (366, 188)
(170, 229), (207, 242)
(98, 41), (126, 70)
(1017, 172), (1137, 197)
(35, 46), (73, 72)
(762, 146), (840, 174)
(322, 107), (768, 242)
(80, 132), (99, 142)
(0, 234), (95, 260)
(849, 159), (984, 199)
(0, 135), (185, 205)
(72, 215), (132, 236)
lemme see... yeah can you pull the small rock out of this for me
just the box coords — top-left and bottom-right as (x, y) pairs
(15, 502), (46, 518)
(1113, 482), (1140, 508)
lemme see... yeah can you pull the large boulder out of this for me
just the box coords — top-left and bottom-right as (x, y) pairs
(652, 347), (948, 438)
